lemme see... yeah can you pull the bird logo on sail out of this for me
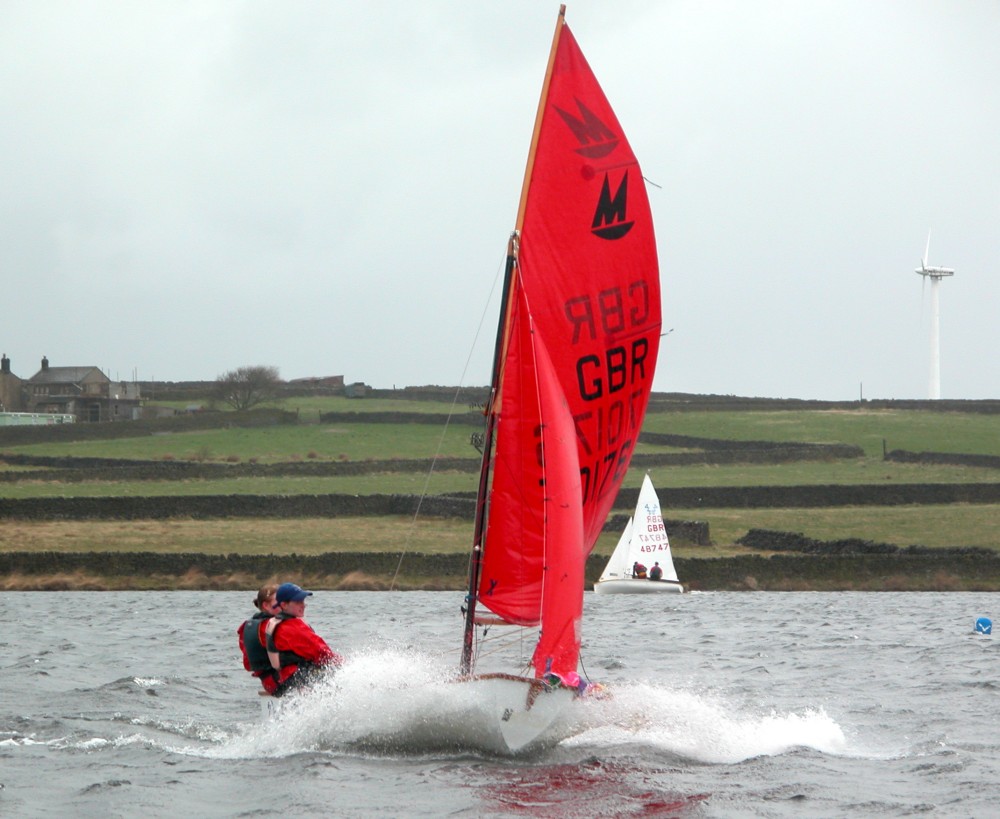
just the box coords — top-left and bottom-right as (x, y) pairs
(555, 98), (619, 158)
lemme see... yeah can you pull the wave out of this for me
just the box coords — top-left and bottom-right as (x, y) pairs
(186, 648), (858, 764)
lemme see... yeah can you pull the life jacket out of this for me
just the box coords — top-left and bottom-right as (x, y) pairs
(242, 613), (275, 677)
(264, 613), (313, 672)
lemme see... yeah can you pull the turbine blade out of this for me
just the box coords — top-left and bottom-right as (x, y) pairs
(923, 231), (931, 269)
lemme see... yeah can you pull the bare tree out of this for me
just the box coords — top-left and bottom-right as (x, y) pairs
(214, 365), (282, 411)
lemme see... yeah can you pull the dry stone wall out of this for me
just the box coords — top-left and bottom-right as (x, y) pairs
(5, 549), (999, 591)
(886, 449), (1000, 470)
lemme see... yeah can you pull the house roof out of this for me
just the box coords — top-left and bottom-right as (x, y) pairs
(28, 366), (109, 385)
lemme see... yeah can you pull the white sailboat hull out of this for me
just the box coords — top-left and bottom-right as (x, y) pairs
(456, 675), (578, 755)
(593, 577), (683, 594)
(353, 674), (578, 756)
(258, 677), (577, 757)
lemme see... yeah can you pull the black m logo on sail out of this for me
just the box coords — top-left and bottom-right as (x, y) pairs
(555, 98), (619, 158)
(592, 172), (633, 240)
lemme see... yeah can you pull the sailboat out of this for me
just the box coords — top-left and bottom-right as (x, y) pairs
(593, 474), (683, 594)
(456, 5), (661, 754)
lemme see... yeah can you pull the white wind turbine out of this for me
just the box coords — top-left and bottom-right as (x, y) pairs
(915, 232), (954, 399)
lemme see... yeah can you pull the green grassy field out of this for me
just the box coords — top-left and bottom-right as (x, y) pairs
(0, 420), (478, 463)
(3, 503), (997, 558)
(2, 399), (999, 556)
(0, 460), (998, 501)
(642, 407), (1000, 457)
(6, 403), (1000, 462)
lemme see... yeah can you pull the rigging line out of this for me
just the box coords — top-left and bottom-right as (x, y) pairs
(474, 625), (534, 649)
(470, 625), (541, 668)
(388, 248), (511, 591)
(471, 638), (527, 665)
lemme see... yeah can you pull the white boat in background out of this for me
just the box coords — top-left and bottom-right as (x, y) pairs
(593, 474), (683, 594)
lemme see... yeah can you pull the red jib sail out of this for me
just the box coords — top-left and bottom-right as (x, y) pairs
(477, 17), (660, 678)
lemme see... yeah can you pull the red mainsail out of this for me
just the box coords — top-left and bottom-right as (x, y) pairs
(473, 14), (660, 678)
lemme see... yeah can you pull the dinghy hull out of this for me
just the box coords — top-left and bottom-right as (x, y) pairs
(593, 578), (683, 594)
(460, 675), (578, 755)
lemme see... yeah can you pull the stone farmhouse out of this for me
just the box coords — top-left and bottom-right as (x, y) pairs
(0, 355), (141, 422)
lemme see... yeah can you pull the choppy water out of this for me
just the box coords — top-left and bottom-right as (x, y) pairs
(2, 590), (998, 817)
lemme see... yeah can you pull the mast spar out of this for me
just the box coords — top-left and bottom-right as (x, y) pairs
(460, 5), (568, 676)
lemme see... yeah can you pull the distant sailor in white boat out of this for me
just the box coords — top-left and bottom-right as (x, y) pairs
(649, 562), (663, 581)
(632, 561), (647, 579)
(243, 582), (343, 697)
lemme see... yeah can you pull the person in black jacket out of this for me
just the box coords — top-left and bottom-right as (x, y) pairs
(237, 584), (281, 694)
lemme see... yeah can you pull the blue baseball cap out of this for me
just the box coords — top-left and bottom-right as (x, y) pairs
(276, 582), (313, 603)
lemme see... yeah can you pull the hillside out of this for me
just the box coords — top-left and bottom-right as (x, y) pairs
(2, 392), (1000, 590)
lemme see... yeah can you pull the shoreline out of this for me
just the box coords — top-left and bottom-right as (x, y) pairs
(4, 551), (1000, 592)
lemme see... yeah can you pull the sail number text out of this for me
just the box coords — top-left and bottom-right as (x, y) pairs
(564, 281), (652, 401)
(635, 517), (669, 552)
(561, 280), (655, 506)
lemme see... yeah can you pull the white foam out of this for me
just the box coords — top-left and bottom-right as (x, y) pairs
(202, 650), (853, 763)
(564, 682), (849, 763)
(213, 647), (471, 758)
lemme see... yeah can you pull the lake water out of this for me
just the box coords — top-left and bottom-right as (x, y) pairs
(2, 590), (998, 817)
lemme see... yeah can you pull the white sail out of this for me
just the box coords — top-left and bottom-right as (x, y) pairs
(597, 517), (633, 582)
(630, 474), (679, 582)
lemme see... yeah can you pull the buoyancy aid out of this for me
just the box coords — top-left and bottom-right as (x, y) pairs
(242, 613), (274, 677)
(264, 613), (314, 672)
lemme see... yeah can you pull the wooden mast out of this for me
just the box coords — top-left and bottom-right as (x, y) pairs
(515, 4), (566, 234)
(460, 5), (568, 676)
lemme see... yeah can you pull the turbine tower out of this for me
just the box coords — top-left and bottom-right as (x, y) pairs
(915, 232), (954, 400)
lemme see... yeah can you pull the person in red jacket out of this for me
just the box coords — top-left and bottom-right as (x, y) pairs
(265, 582), (344, 696)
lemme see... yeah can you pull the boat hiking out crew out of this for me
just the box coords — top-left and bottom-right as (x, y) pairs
(649, 562), (663, 581)
(237, 584), (281, 694)
(265, 582), (343, 697)
(632, 561), (647, 579)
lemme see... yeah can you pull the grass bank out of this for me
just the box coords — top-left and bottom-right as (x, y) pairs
(5, 551), (998, 593)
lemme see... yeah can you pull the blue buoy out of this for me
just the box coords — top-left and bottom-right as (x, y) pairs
(975, 617), (992, 635)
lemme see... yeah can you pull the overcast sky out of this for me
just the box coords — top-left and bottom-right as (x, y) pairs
(2, 1), (997, 399)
